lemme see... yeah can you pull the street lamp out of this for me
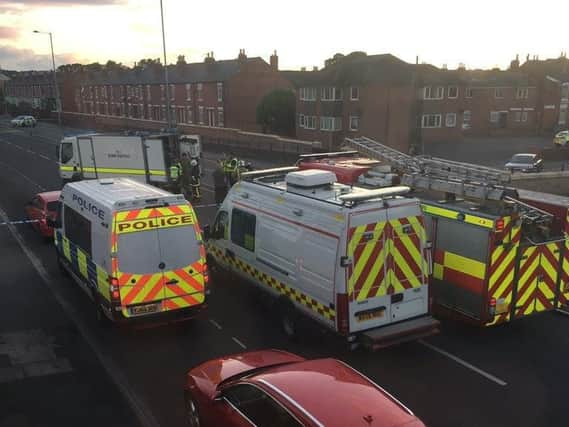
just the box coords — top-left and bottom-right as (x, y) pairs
(33, 30), (62, 133)
(159, 0), (173, 131)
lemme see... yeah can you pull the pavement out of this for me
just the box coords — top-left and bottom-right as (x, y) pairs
(1, 119), (569, 427)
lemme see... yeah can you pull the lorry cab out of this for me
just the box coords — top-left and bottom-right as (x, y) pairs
(207, 168), (439, 349)
(55, 178), (208, 324)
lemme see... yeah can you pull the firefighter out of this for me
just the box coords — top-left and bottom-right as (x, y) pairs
(212, 163), (227, 205)
(222, 152), (239, 187)
(180, 152), (192, 199)
(190, 159), (201, 200)
(169, 159), (181, 193)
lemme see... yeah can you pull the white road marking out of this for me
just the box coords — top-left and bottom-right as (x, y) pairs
(0, 219), (39, 226)
(209, 319), (223, 330)
(38, 154), (52, 161)
(555, 309), (569, 317)
(0, 159), (46, 191)
(232, 337), (247, 349)
(419, 340), (507, 387)
(0, 206), (161, 427)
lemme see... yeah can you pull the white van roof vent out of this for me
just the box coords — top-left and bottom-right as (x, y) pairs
(99, 179), (115, 185)
(285, 169), (336, 188)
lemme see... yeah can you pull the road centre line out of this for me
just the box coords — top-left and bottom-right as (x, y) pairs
(209, 319), (223, 330)
(0, 206), (161, 427)
(0, 219), (39, 226)
(419, 339), (507, 387)
(232, 337), (247, 349)
(555, 309), (569, 317)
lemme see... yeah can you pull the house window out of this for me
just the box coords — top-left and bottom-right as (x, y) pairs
(217, 83), (223, 102)
(463, 110), (471, 124)
(516, 87), (529, 99)
(423, 86), (444, 100)
(231, 209), (256, 252)
(160, 85), (165, 100)
(521, 111), (528, 122)
(185, 83), (192, 100)
(304, 116), (316, 129)
(217, 108), (224, 127)
(321, 87), (343, 101)
(299, 114), (305, 127)
(350, 87), (359, 100)
(495, 88), (504, 98)
(445, 113), (457, 127)
(320, 116), (342, 131)
(421, 114), (442, 128)
(349, 115), (359, 131)
(514, 111), (522, 122)
(146, 85), (151, 100)
(186, 107), (193, 123)
(447, 86), (458, 99)
(198, 106), (204, 124)
(299, 87), (316, 101)
(169, 84), (175, 100)
(197, 83), (203, 101)
(490, 111), (500, 122)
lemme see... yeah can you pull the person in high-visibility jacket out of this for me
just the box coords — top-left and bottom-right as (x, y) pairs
(222, 152), (239, 187)
(169, 159), (181, 193)
(190, 159), (201, 200)
(180, 153), (192, 199)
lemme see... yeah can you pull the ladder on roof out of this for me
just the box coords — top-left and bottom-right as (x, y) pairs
(343, 136), (554, 224)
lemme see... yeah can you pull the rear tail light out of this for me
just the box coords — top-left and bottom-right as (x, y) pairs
(108, 277), (121, 302)
(336, 293), (349, 335)
(495, 218), (505, 232)
(203, 266), (210, 295)
(489, 297), (496, 316)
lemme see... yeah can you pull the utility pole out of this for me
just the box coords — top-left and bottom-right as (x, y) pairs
(159, 0), (173, 131)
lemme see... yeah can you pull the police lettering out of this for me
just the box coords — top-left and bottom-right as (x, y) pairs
(117, 215), (193, 233)
(72, 193), (105, 220)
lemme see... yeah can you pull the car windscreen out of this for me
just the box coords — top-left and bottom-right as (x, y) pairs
(117, 225), (200, 274)
(46, 201), (59, 212)
(510, 154), (534, 163)
(60, 142), (73, 164)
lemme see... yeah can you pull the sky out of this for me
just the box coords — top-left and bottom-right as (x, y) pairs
(0, 0), (568, 71)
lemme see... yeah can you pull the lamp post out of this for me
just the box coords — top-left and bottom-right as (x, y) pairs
(159, 0), (173, 131)
(33, 30), (62, 134)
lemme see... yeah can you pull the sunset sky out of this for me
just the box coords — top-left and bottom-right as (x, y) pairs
(0, 0), (567, 71)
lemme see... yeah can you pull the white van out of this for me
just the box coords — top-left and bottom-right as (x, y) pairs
(206, 168), (439, 349)
(53, 178), (208, 324)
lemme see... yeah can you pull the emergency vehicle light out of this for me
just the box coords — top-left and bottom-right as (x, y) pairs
(495, 218), (505, 232)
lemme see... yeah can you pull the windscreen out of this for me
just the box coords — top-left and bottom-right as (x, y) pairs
(46, 201), (59, 212)
(157, 226), (201, 271)
(511, 154), (534, 163)
(60, 142), (73, 163)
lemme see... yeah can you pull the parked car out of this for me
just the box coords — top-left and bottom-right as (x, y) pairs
(504, 153), (543, 173)
(11, 115), (37, 127)
(24, 191), (61, 239)
(184, 349), (426, 427)
(554, 130), (569, 147)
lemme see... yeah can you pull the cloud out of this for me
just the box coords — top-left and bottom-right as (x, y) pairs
(0, 45), (87, 70)
(0, 27), (20, 40)
(4, 0), (125, 5)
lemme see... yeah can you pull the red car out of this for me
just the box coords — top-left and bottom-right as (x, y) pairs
(184, 349), (425, 427)
(24, 191), (61, 239)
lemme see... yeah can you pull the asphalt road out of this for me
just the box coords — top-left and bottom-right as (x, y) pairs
(1, 119), (569, 427)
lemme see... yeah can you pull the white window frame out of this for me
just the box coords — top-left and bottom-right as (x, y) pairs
(521, 111), (528, 122)
(321, 87), (343, 101)
(217, 82), (223, 102)
(349, 115), (359, 131)
(463, 110), (471, 123)
(445, 113), (457, 127)
(197, 83), (203, 101)
(423, 86), (444, 100)
(304, 116), (316, 130)
(299, 114), (305, 128)
(198, 106), (204, 124)
(490, 111), (500, 123)
(146, 85), (151, 100)
(185, 83), (192, 101)
(320, 116), (342, 131)
(421, 114), (442, 128)
(217, 107), (224, 127)
(299, 87), (316, 101)
(160, 85), (165, 100)
(186, 106), (193, 124)
(494, 87), (504, 99)
(516, 87), (529, 99)
(447, 86), (458, 99)
(350, 86), (359, 101)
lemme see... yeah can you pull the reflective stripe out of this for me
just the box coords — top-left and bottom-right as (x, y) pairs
(59, 165), (166, 176)
(444, 252), (486, 280)
(421, 203), (494, 229)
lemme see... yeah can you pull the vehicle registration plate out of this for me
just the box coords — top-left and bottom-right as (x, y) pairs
(357, 310), (384, 322)
(130, 303), (158, 316)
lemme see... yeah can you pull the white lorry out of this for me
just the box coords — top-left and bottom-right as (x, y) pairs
(205, 167), (439, 349)
(52, 177), (208, 324)
(57, 133), (194, 185)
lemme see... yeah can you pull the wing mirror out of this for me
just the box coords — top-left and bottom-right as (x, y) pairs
(202, 224), (211, 240)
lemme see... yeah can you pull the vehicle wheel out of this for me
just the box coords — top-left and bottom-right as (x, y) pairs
(185, 393), (201, 427)
(279, 300), (298, 339)
(57, 252), (70, 277)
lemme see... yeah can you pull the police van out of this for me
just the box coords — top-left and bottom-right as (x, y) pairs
(53, 178), (208, 324)
(205, 168), (439, 349)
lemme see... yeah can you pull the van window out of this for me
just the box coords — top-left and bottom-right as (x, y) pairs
(231, 209), (256, 252)
(64, 205), (92, 256)
(60, 142), (73, 164)
(435, 217), (489, 262)
(213, 211), (229, 240)
(157, 226), (201, 270)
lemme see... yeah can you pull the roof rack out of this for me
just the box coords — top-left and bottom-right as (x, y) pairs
(344, 136), (553, 225)
(240, 166), (299, 181)
(296, 151), (360, 163)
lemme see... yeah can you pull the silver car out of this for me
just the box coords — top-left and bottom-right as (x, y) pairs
(10, 115), (37, 127)
(505, 153), (543, 173)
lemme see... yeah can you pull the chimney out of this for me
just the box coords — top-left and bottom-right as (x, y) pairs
(442, 64), (448, 70)
(312, 66), (318, 72)
(510, 54), (520, 70)
(300, 66), (307, 72)
(458, 62), (466, 71)
(238, 49), (247, 62)
(270, 50), (278, 72)
(204, 52), (215, 64)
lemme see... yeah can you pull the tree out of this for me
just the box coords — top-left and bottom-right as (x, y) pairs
(256, 89), (296, 136)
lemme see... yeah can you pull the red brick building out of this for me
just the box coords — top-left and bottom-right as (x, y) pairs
(3, 70), (61, 115)
(284, 54), (416, 152)
(62, 50), (291, 132)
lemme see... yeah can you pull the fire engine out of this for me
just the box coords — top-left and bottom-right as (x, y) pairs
(299, 137), (569, 326)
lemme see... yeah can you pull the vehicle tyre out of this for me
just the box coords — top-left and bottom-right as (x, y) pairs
(279, 299), (299, 339)
(185, 393), (201, 427)
(57, 252), (70, 277)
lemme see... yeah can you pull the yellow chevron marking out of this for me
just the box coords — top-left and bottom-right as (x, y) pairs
(356, 245), (386, 301)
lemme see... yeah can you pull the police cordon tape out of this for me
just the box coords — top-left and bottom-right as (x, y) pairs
(0, 219), (39, 226)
